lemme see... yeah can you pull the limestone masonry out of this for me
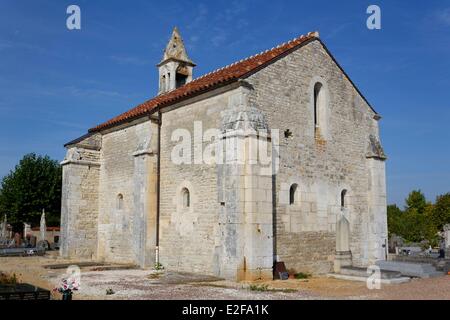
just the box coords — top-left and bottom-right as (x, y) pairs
(60, 28), (387, 281)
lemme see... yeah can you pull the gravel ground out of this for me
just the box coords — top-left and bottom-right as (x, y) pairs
(0, 254), (448, 300)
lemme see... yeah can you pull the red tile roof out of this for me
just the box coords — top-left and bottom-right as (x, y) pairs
(89, 32), (319, 132)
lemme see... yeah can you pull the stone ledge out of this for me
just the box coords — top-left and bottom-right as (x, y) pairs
(132, 149), (155, 157)
(60, 159), (101, 167)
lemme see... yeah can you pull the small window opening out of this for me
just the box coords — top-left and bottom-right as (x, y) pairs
(182, 188), (190, 208)
(289, 184), (298, 205)
(341, 189), (347, 208)
(160, 75), (166, 92)
(117, 194), (124, 210)
(314, 82), (323, 132)
(176, 72), (188, 88)
(176, 65), (189, 88)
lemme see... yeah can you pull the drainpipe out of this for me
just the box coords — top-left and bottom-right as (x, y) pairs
(155, 108), (162, 266)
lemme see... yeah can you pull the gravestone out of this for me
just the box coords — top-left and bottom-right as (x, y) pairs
(388, 234), (404, 254)
(29, 236), (37, 247)
(334, 215), (352, 272)
(444, 224), (450, 258)
(13, 233), (21, 247)
(40, 210), (46, 242)
(23, 223), (31, 239)
(0, 284), (50, 300)
(0, 214), (7, 239)
(376, 260), (444, 278)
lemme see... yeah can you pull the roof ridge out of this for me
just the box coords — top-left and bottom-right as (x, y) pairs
(88, 31), (319, 132)
(186, 32), (309, 84)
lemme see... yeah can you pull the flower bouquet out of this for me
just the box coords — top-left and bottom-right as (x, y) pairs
(54, 277), (80, 300)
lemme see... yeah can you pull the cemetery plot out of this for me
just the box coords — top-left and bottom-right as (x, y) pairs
(0, 283), (50, 300)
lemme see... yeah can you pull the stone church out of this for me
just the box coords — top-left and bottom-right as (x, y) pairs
(60, 28), (387, 280)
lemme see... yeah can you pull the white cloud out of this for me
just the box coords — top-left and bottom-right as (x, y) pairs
(436, 8), (450, 26)
(0, 41), (13, 51)
(211, 29), (228, 47)
(110, 55), (149, 66)
(0, 40), (47, 54)
(61, 86), (124, 99)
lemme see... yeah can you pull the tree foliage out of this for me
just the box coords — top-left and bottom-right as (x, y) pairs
(0, 153), (61, 227)
(388, 189), (447, 247)
(387, 204), (404, 237)
(432, 193), (450, 230)
(405, 190), (427, 214)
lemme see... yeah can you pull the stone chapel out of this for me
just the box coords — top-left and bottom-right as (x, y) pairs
(60, 28), (388, 280)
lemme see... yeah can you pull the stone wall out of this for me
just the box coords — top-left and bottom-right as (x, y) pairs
(218, 95), (274, 280)
(245, 39), (387, 273)
(159, 86), (274, 280)
(61, 38), (387, 279)
(159, 90), (233, 276)
(60, 134), (101, 259)
(97, 120), (158, 266)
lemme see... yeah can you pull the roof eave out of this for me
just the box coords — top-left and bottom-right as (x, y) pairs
(63, 132), (94, 148)
(88, 78), (240, 133)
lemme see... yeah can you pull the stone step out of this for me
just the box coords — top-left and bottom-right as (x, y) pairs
(0, 247), (45, 257)
(327, 272), (410, 284)
(392, 255), (438, 264)
(376, 260), (445, 278)
(392, 256), (450, 272)
(339, 266), (403, 279)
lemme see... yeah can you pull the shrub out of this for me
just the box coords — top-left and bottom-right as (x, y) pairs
(249, 284), (269, 291)
(294, 272), (311, 279)
(0, 272), (18, 284)
(106, 288), (115, 295)
(154, 262), (164, 271)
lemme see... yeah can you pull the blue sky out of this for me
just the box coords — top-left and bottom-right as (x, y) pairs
(0, 0), (449, 206)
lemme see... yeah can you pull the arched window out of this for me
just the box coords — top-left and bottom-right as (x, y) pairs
(181, 188), (190, 208)
(313, 82), (327, 137)
(289, 184), (298, 205)
(341, 189), (347, 208)
(176, 65), (188, 88)
(160, 75), (166, 92)
(117, 194), (124, 210)
(311, 82), (329, 140)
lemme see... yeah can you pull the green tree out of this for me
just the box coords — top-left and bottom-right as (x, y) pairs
(388, 190), (448, 247)
(405, 189), (427, 214)
(401, 190), (428, 243)
(433, 193), (450, 230)
(423, 203), (439, 247)
(392, 190), (438, 245)
(0, 153), (61, 227)
(387, 204), (404, 237)
(400, 208), (426, 243)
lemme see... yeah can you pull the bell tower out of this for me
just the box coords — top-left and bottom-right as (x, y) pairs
(157, 27), (195, 94)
